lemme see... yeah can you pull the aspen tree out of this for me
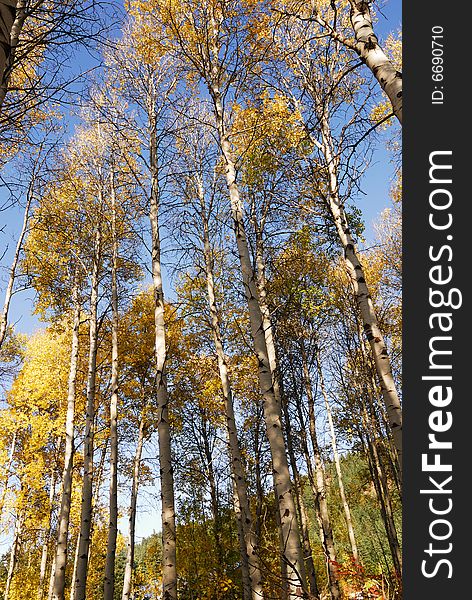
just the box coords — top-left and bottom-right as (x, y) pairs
(104, 30), (179, 596)
(74, 224), (102, 600)
(275, 1), (402, 123)
(314, 348), (359, 562)
(103, 168), (119, 600)
(121, 411), (146, 600)
(149, 97), (178, 600)
(300, 342), (340, 600)
(23, 169), (86, 600)
(172, 118), (264, 598)
(347, 0), (402, 124)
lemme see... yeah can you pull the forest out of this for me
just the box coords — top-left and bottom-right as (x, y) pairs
(0, 1), (402, 599)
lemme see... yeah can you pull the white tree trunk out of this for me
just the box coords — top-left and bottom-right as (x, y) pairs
(349, 0), (402, 124)
(315, 351), (359, 562)
(47, 556), (56, 600)
(38, 468), (57, 599)
(68, 533), (80, 600)
(282, 393), (319, 598)
(4, 511), (23, 600)
(74, 227), (101, 600)
(121, 410), (146, 600)
(51, 285), (81, 600)
(149, 107), (177, 600)
(0, 430), (16, 517)
(301, 344), (341, 600)
(211, 89), (306, 597)
(104, 171), (119, 600)
(231, 480), (252, 600)
(196, 177), (264, 599)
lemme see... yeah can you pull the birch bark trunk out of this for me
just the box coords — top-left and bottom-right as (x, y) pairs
(68, 532), (80, 600)
(300, 344), (341, 600)
(315, 351), (359, 562)
(200, 413), (224, 570)
(231, 481), (252, 600)
(47, 555), (56, 600)
(196, 176), (264, 599)
(51, 283), (81, 600)
(38, 469), (57, 599)
(200, 7), (306, 587)
(121, 409), (146, 600)
(282, 393), (319, 598)
(149, 98), (177, 600)
(4, 511), (23, 600)
(213, 105), (306, 596)
(0, 430), (16, 517)
(103, 170), (120, 600)
(74, 227), (102, 600)
(348, 0), (402, 124)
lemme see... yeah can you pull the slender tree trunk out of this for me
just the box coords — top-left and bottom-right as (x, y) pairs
(104, 171), (120, 600)
(231, 480), (252, 600)
(282, 394), (319, 598)
(4, 510), (23, 600)
(201, 8), (306, 585)
(149, 100), (177, 600)
(0, 430), (16, 517)
(360, 397), (402, 574)
(196, 177), (264, 599)
(253, 223), (282, 410)
(210, 87), (306, 597)
(52, 284), (81, 600)
(318, 113), (402, 474)
(47, 556), (56, 600)
(348, 0), (402, 124)
(68, 534), (80, 600)
(74, 227), (101, 600)
(200, 413), (224, 571)
(38, 469), (57, 599)
(253, 409), (264, 555)
(122, 408), (146, 600)
(300, 343), (341, 600)
(0, 188), (32, 349)
(315, 351), (359, 562)
(273, 487), (289, 600)
(354, 316), (401, 494)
